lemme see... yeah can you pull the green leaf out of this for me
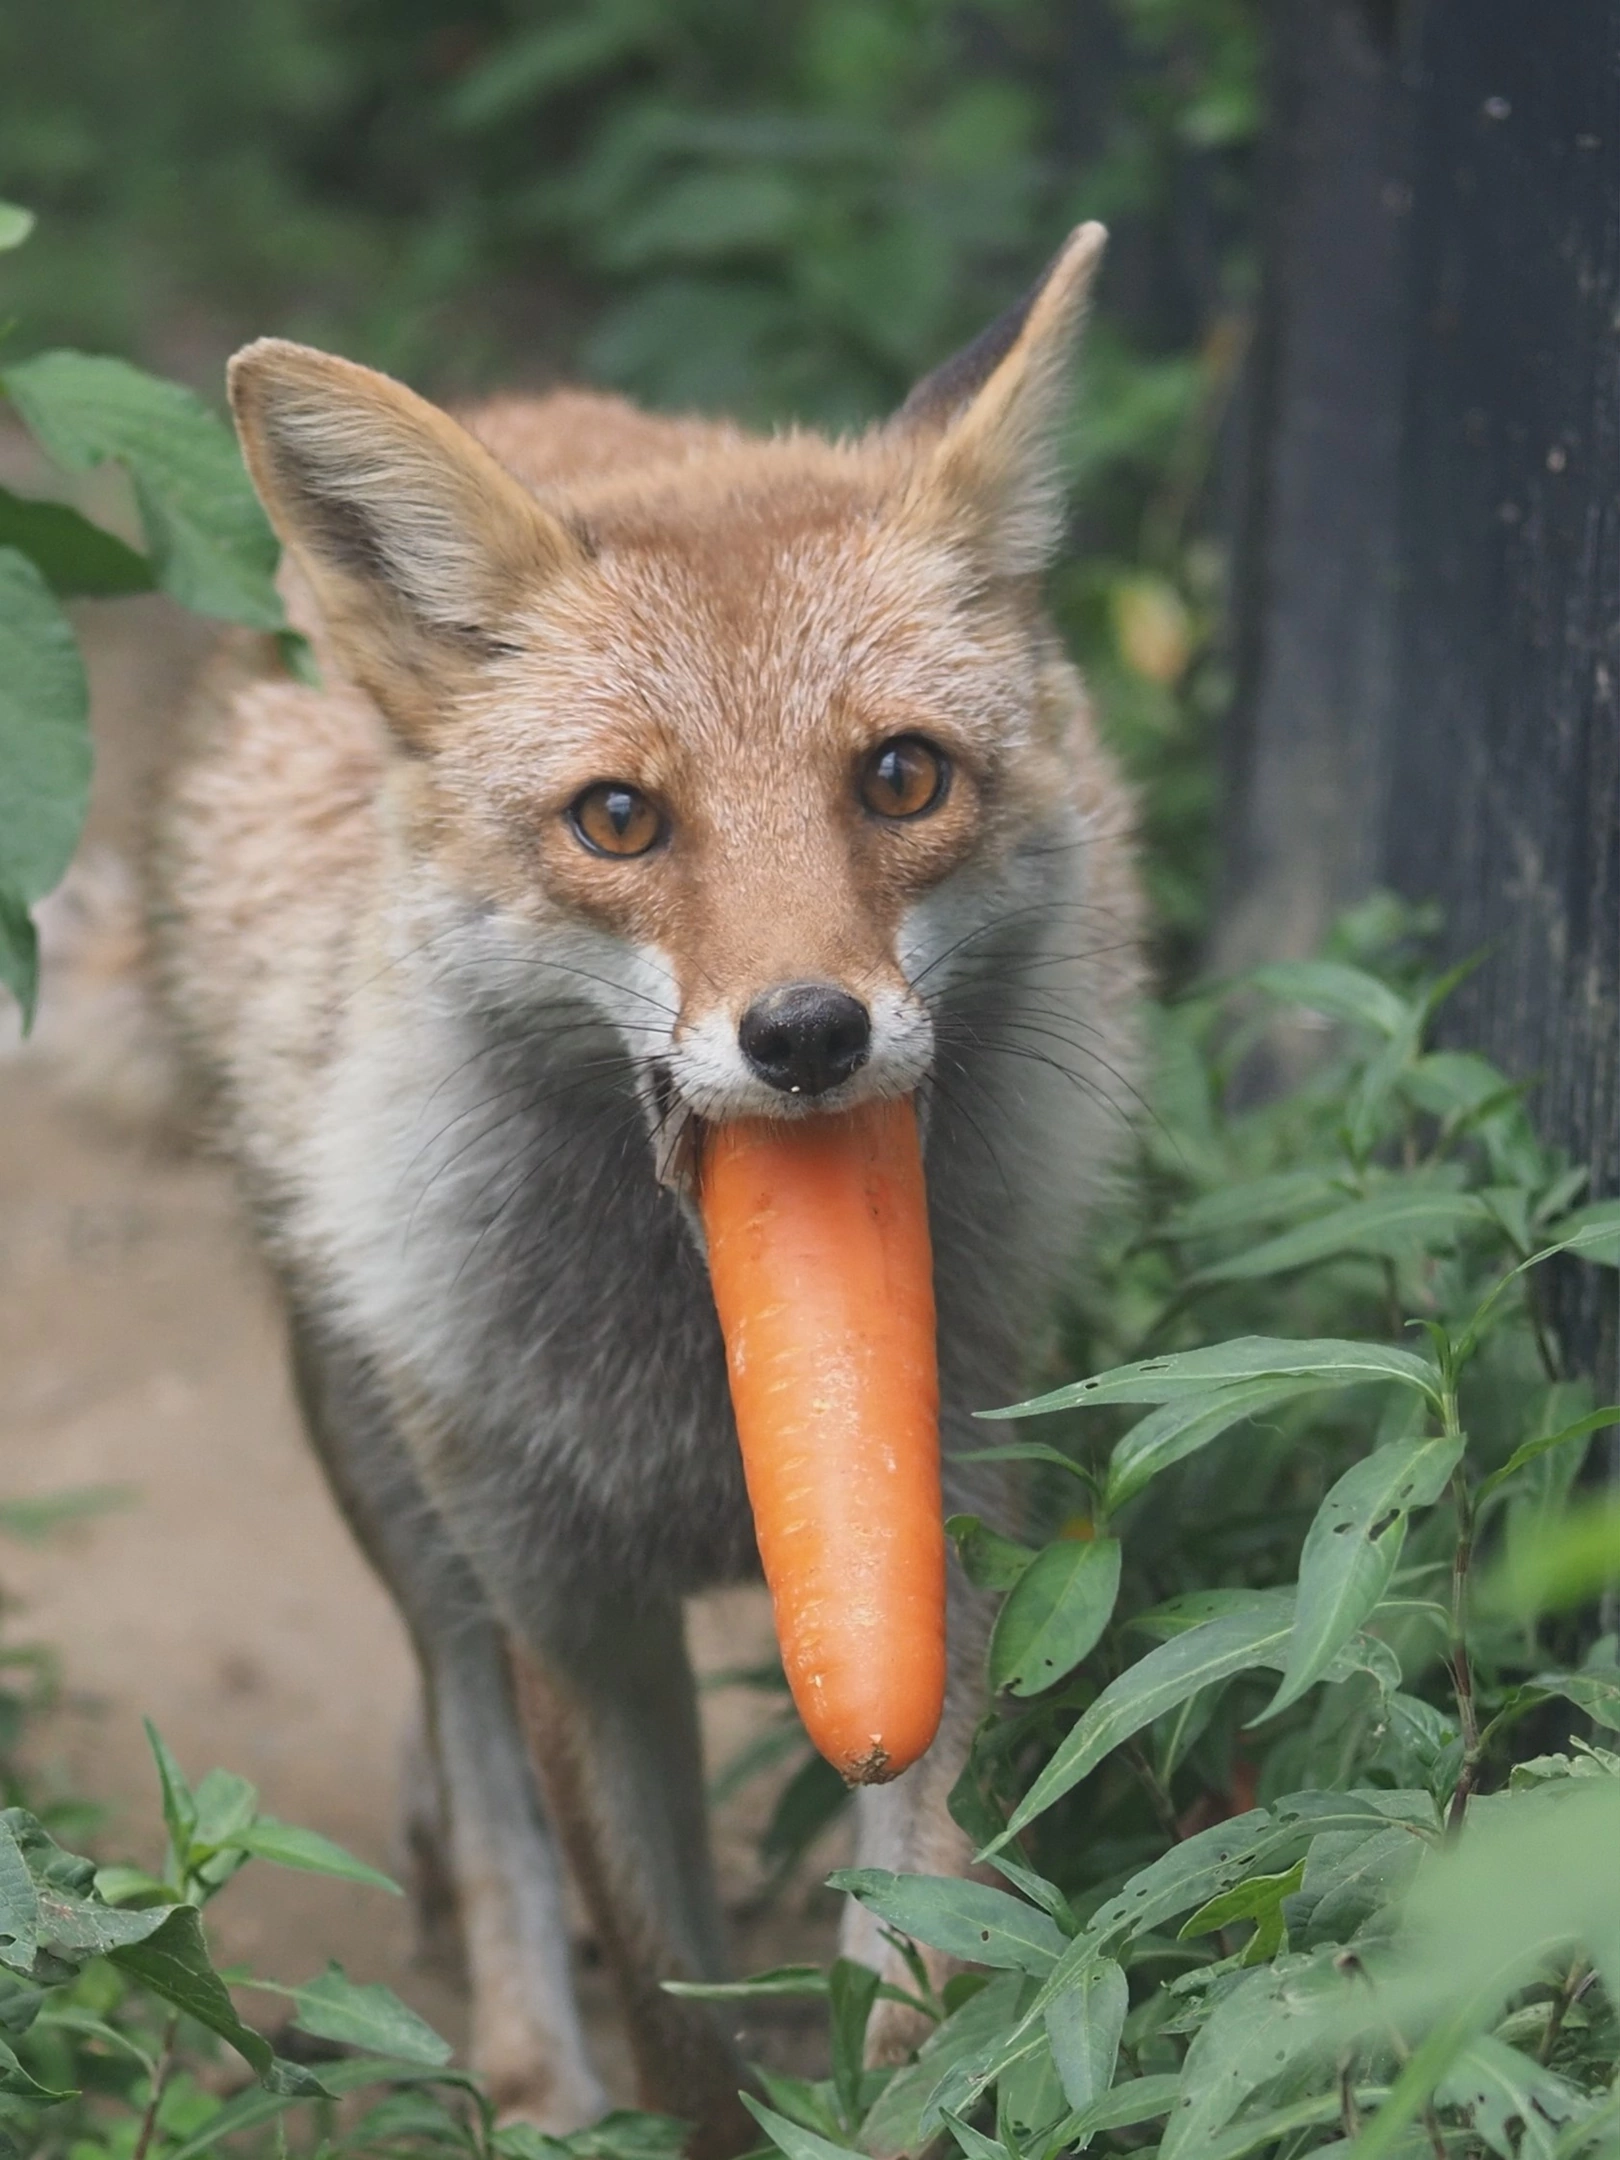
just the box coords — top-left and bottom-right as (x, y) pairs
(221, 1817), (401, 1894)
(0, 487), (155, 596)
(941, 2112), (1010, 2160)
(996, 1596), (1302, 1843)
(1, 352), (283, 629)
(0, 884), (38, 1030)
(1042, 1952), (1125, 2115)
(986, 1338), (1441, 1422)
(1179, 1859), (1304, 1941)
(827, 1958), (880, 2129)
(108, 1905), (324, 2093)
(1483, 1493), (1620, 1618)
(1480, 1405), (1618, 1502)
(859, 1973), (1024, 2159)
(1529, 1667), (1620, 1734)
(191, 1769), (259, 1851)
(1159, 1950), (1350, 2160)
(286, 1961), (452, 2065)
(0, 2028), (69, 2101)
(0, 1824), (38, 1974)
(1435, 2034), (1591, 2158)
(1192, 1189), (1493, 1285)
(1041, 2073), (1179, 2151)
(947, 1515), (1037, 1591)
(744, 2093), (859, 2160)
(949, 1440), (1092, 1483)
(1285, 1824), (1425, 1947)
(1249, 959), (1411, 1036)
(162, 2055), (488, 2160)
(143, 1719), (197, 1862)
(1260, 1435), (1464, 1722)
(989, 1537), (1120, 1696)
(1540, 1200), (1620, 1269)
(1106, 1380), (1318, 1511)
(827, 1870), (1066, 1977)
(0, 204), (34, 252)
(0, 546), (91, 913)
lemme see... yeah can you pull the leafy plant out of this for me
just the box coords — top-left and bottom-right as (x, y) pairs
(0, 203), (301, 1026)
(688, 910), (1620, 2160)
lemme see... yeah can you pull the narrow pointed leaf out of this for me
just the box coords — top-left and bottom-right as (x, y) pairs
(1249, 960), (1410, 1036)
(985, 1339), (1440, 1422)
(828, 1870), (1065, 1976)
(1107, 1380), (1317, 1510)
(288, 1962), (451, 2065)
(221, 1818), (400, 1893)
(1259, 1434), (1464, 1722)
(0, 486), (154, 596)
(1043, 1953), (1126, 2113)
(0, 547), (91, 909)
(1192, 1190), (1492, 1285)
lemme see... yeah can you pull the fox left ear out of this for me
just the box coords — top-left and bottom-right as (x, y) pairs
(894, 221), (1106, 577)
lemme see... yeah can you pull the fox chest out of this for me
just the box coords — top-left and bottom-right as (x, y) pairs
(298, 1045), (758, 1595)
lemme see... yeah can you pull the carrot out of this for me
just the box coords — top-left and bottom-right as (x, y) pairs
(699, 1094), (944, 1785)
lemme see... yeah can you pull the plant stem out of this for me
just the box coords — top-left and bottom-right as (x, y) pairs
(131, 2011), (180, 2160)
(1124, 1738), (1182, 1844)
(1445, 1454), (1482, 1833)
(1538, 1955), (1589, 2066)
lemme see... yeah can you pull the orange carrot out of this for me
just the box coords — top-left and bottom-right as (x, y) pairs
(699, 1095), (944, 1785)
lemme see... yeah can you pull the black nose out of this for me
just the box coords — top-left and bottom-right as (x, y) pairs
(738, 983), (872, 1097)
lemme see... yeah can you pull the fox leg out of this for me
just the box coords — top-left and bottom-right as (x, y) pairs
(510, 1607), (758, 2160)
(286, 1305), (606, 2130)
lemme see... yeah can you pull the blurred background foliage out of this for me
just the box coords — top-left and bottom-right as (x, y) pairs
(0, 0), (1262, 978)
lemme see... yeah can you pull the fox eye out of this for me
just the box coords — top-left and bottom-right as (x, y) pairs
(569, 782), (664, 858)
(860, 735), (950, 821)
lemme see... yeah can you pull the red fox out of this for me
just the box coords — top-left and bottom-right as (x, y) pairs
(144, 220), (1142, 2150)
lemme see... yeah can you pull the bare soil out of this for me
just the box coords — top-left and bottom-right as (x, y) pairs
(0, 579), (842, 2096)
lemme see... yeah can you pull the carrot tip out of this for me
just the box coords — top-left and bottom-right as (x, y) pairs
(842, 1742), (894, 1788)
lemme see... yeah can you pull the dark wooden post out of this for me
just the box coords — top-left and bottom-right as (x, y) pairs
(1222, 0), (1620, 1384)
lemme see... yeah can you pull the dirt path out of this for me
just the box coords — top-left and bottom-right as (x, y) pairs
(0, 578), (842, 2095)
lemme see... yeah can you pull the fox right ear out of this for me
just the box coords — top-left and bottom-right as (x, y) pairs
(228, 339), (586, 739)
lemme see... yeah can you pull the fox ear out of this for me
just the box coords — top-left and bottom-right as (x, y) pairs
(896, 222), (1106, 577)
(228, 339), (586, 736)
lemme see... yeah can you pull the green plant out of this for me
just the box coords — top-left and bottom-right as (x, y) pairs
(0, 201), (305, 1027)
(684, 909), (1620, 2159)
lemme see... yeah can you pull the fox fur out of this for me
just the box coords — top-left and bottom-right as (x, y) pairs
(139, 221), (1143, 2150)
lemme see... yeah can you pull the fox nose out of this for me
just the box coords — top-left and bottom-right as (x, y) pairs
(738, 983), (871, 1097)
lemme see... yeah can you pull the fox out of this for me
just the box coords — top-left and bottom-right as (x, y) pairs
(140, 219), (1143, 2152)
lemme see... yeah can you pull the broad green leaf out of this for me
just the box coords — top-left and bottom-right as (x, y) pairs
(1285, 1824), (1424, 1948)
(986, 1338), (1440, 1422)
(1260, 1435), (1464, 1721)
(0, 204), (34, 252)
(1042, 1953), (1125, 2114)
(1529, 1667), (1620, 1733)
(947, 1514), (1037, 1591)
(1, 351), (283, 628)
(744, 2094), (859, 2160)
(1249, 959), (1410, 1036)
(1480, 1405), (1617, 1502)
(0, 2029), (68, 2101)
(0, 1824), (37, 1973)
(996, 1596), (1302, 1843)
(1159, 1949), (1350, 2160)
(109, 1904), (324, 2093)
(0, 547), (91, 910)
(1435, 2033), (1591, 2159)
(0, 486), (155, 596)
(1192, 1189), (1492, 1285)
(828, 1870), (1066, 1976)
(989, 1537), (1120, 1696)
(940, 2114), (1010, 2160)
(859, 1973), (1023, 2159)
(287, 1961), (451, 2065)
(1107, 1380), (1317, 1511)
(1541, 1200), (1620, 1268)
(222, 1817), (400, 1894)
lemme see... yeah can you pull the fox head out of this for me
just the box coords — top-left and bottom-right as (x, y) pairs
(227, 224), (1112, 1169)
